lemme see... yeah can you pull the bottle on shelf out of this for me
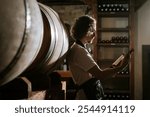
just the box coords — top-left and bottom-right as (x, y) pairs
(112, 54), (125, 67)
(101, 8), (104, 12)
(121, 7), (125, 12)
(111, 36), (116, 43)
(112, 49), (134, 67)
(98, 3), (129, 13)
(62, 59), (68, 71)
(126, 7), (129, 12)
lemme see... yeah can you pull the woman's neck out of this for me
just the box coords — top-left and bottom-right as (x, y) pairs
(76, 39), (86, 48)
(76, 36), (89, 48)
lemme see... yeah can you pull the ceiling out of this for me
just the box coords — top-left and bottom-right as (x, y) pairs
(135, 0), (148, 10)
(37, 0), (85, 5)
(37, 0), (148, 10)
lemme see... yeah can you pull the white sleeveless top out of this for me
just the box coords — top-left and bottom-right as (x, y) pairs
(67, 43), (98, 99)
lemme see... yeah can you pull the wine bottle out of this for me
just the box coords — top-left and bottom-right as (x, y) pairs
(112, 49), (134, 67)
(101, 8), (104, 12)
(112, 54), (125, 66)
(111, 36), (116, 43)
(126, 7), (129, 12)
(98, 4), (101, 11)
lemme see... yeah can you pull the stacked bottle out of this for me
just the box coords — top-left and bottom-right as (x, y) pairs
(104, 92), (130, 100)
(59, 59), (69, 71)
(117, 68), (129, 75)
(97, 3), (129, 12)
(99, 36), (129, 43)
(111, 36), (129, 43)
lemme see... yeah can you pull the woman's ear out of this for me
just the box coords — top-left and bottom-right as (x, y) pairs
(86, 31), (94, 37)
(87, 31), (95, 38)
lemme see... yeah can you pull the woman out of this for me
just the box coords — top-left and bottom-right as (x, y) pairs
(67, 15), (129, 100)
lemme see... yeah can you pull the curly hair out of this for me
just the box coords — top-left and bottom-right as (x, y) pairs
(71, 15), (96, 41)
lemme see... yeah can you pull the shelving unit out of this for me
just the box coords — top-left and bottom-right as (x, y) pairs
(94, 0), (134, 100)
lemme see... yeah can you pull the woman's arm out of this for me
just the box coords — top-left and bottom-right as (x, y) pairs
(88, 53), (130, 80)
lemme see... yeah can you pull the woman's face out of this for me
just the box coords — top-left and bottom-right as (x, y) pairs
(86, 23), (96, 43)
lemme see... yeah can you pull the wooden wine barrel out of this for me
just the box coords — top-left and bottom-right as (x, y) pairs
(0, 0), (43, 86)
(0, 1), (69, 86)
(26, 3), (69, 74)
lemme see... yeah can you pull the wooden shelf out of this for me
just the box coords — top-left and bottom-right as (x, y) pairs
(97, 43), (129, 47)
(38, 0), (85, 5)
(104, 89), (130, 94)
(98, 12), (129, 17)
(95, 0), (134, 98)
(98, 28), (129, 32)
